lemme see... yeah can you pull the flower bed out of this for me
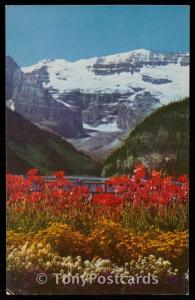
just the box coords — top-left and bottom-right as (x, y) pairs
(6, 165), (189, 294)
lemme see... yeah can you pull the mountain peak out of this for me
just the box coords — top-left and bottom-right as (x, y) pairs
(99, 48), (153, 64)
(129, 48), (151, 54)
(22, 58), (71, 73)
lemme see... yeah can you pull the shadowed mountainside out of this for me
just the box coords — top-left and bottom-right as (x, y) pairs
(6, 109), (101, 175)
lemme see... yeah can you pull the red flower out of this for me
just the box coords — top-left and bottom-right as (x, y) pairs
(28, 192), (42, 203)
(177, 175), (188, 183)
(93, 193), (123, 207)
(53, 171), (65, 179)
(6, 168), (189, 213)
(27, 169), (39, 176)
(134, 164), (145, 180)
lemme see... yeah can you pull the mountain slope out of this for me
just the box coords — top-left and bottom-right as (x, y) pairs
(6, 109), (101, 175)
(102, 98), (189, 177)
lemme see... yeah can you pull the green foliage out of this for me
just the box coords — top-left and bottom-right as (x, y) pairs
(7, 201), (189, 235)
(102, 98), (189, 177)
(121, 203), (189, 233)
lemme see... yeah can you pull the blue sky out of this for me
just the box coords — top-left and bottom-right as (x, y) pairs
(6, 5), (190, 67)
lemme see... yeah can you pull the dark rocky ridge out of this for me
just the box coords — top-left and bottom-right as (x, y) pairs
(142, 75), (172, 85)
(92, 52), (189, 75)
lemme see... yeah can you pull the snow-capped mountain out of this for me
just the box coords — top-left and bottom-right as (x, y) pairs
(22, 49), (189, 102)
(7, 49), (189, 159)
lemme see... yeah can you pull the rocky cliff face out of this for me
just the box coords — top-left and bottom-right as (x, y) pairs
(6, 56), (86, 138)
(6, 56), (21, 100)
